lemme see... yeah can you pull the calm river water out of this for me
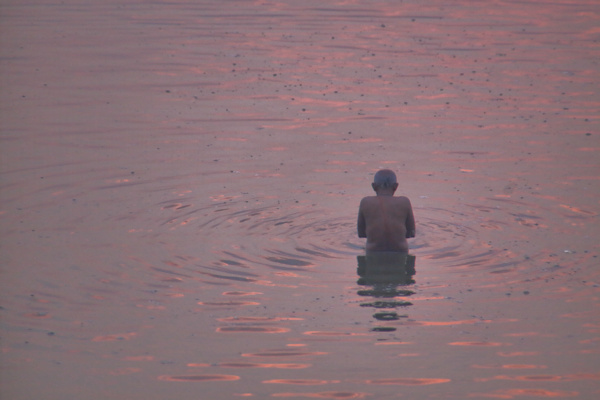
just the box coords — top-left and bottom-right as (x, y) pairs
(1, 0), (599, 399)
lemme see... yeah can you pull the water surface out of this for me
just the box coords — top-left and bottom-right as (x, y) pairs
(1, 0), (599, 399)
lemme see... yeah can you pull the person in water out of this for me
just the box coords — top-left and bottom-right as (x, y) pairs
(357, 169), (416, 254)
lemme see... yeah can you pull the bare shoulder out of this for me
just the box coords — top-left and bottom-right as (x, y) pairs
(359, 196), (378, 205)
(359, 196), (378, 212)
(393, 196), (413, 208)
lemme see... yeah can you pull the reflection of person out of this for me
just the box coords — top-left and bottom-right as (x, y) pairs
(357, 253), (416, 286)
(357, 169), (416, 254)
(356, 253), (416, 329)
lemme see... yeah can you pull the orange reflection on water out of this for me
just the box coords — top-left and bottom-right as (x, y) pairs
(366, 378), (450, 385)
(580, 349), (600, 354)
(504, 332), (544, 337)
(242, 350), (328, 358)
(217, 326), (290, 333)
(158, 374), (240, 382)
(404, 295), (443, 301)
(303, 331), (368, 337)
(474, 364), (547, 370)
(124, 355), (154, 361)
(579, 337), (600, 344)
(569, 373), (600, 380)
(222, 291), (263, 296)
(449, 341), (506, 347)
(271, 392), (371, 399)
(163, 292), (184, 298)
(415, 318), (491, 326)
(263, 379), (333, 385)
(330, 137), (383, 144)
(198, 301), (260, 306)
(496, 375), (562, 382)
(92, 332), (137, 342)
(275, 271), (302, 277)
(218, 317), (302, 324)
(559, 204), (597, 216)
(485, 372), (600, 383)
(497, 351), (539, 357)
(582, 322), (600, 330)
(374, 341), (413, 346)
(220, 362), (310, 369)
(469, 388), (579, 398)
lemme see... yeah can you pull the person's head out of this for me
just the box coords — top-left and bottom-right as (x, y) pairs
(372, 169), (398, 194)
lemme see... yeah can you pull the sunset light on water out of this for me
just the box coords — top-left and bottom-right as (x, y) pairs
(1, 0), (598, 399)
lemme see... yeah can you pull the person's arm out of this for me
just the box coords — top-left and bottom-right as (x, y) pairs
(405, 198), (416, 238)
(357, 201), (367, 238)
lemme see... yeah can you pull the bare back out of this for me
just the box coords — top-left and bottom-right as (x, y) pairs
(357, 195), (415, 253)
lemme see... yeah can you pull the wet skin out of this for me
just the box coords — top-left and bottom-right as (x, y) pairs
(357, 186), (415, 254)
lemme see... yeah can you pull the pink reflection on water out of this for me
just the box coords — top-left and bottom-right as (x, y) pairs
(449, 341), (507, 347)
(218, 316), (304, 322)
(303, 331), (368, 337)
(158, 374), (240, 382)
(243, 350), (328, 358)
(121, 355), (154, 362)
(473, 364), (547, 370)
(198, 301), (261, 306)
(483, 373), (600, 383)
(222, 291), (264, 296)
(271, 392), (371, 399)
(413, 318), (492, 326)
(217, 326), (290, 333)
(219, 362), (311, 369)
(365, 378), (450, 385)
(498, 352), (540, 357)
(1, 0), (599, 399)
(374, 341), (413, 346)
(91, 332), (137, 342)
(263, 379), (333, 385)
(469, 388), (579, 398)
